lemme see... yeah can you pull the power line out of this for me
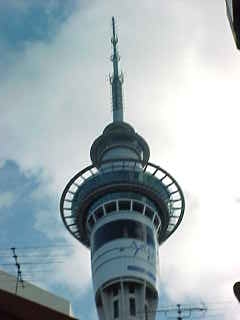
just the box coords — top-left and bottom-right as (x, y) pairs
(0, 247), (67, 290)
(0, 261), (64, 266)
(0, 246), (73, 285)
(0, 253), (72, 258)
(0, 243), (74, 251)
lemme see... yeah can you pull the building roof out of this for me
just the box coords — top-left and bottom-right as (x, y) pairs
(0, 288), (78, 320)
(0, 270), (72, 315)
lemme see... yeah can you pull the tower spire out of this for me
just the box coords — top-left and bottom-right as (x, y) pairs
(110, 16), (124, 122)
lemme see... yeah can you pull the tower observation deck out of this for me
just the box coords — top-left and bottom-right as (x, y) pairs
(60, 17), (185, 320)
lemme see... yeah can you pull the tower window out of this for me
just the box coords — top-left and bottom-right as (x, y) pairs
(93, 219), (155, 253)
(118, 200), (131, 211)
(128, 283), (135, 294)
(105, 201), (117, 213)
(147, 228), (155, 248)
(112, 284), (119, 296)
(153, 215), (159, 228)
(145, 304), (148, 320)
(96, 294), (102, 307)
(113, 300), (119, 319)
(144, 207), (154, 220)
(146, 287), (157, 299)
(88, 216), (94, 228)
(132, 201), (144, 213)
(129, 298), (136, 316)
(95, 207), (104, 219)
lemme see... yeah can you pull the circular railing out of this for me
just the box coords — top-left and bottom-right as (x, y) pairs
(60, 159), (185, 246)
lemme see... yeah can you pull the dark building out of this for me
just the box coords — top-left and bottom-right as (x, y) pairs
(226, 0), (240, 49)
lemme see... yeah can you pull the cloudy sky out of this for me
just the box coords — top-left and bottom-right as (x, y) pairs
(0, 0), (240, 319)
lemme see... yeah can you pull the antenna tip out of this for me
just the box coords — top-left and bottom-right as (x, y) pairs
(111, 16), (118, 45)
(112, 16), (115, 30)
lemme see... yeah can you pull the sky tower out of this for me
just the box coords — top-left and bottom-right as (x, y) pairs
(60, 17), (185, 320)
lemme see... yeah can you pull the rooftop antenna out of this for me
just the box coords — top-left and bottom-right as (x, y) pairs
(110, 16), (124, 122)
(153, 303), (207, 320)
(11, 247), (24, 294)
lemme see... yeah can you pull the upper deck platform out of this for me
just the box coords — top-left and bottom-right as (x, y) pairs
(60, 159), (185, 248)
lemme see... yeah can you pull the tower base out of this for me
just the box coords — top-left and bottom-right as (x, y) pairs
(95, 279), (158, 320)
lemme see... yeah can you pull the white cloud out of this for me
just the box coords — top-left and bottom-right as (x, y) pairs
(1, 0), (240, 318)
(0, 160), (6, 169)
(0, 192), (15, 224)
(0, 192), (15, 209)
(53, 243), (91, 294)
(33, 208), (91, 294)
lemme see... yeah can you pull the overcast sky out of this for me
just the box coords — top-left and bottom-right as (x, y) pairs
(0, 0), (240, 319)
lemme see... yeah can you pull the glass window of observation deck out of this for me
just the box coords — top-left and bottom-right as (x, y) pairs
(129, 298), (136, 316)
(95, 207), (104, 219)
(113, 300), (119, 319)
(132, 201), (144, 213)
(119, 200), (131, 211)
(93, 219), (155, 253)
(105, 201), (117, 213)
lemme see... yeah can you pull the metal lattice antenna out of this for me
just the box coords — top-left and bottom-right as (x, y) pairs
(110, 16), (124, 122)
(153, 303), (207, 319)
(11, 247), (24, 294)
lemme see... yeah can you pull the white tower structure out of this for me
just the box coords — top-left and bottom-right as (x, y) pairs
(60, 17), (185, 320)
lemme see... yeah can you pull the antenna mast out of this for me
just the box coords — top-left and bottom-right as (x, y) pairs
(153, 303), (207, 319)
(11, 247), (24, 294)
(110, 16), (124, 122)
